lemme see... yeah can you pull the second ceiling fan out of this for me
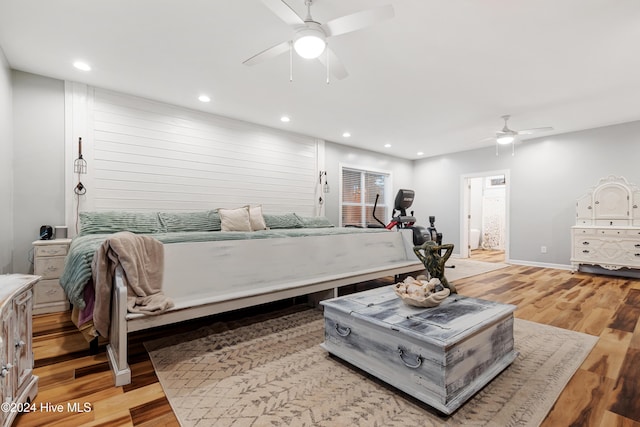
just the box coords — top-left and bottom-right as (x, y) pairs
(243, 0), (394, 80)
(491, 115), (553, 155)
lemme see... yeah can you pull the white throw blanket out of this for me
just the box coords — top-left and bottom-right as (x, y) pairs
(92, 231), (173, 337)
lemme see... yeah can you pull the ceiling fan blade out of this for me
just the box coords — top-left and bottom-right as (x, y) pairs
(261, 0), (305, 26)
(323, 4), (394, 37)
(317, 47), (349, 80)
(517, 126), (554, 135)
(243, 41), (290, 66)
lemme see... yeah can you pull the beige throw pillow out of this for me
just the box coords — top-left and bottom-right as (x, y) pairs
(218, 207), (252, 232)
(249, 205), (267, 231)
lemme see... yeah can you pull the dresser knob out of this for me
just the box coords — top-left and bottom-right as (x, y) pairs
(0, 363), (12, 378)
(583, 250), (590, 254)
(582, 241), (589, 245)
(635, 244), (640, 248)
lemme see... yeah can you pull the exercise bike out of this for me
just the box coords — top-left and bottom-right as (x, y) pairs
(372, 189), (455, 275)
(372, 189), (438, 246)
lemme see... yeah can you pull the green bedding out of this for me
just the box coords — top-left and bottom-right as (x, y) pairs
(59, 227), (391, 309)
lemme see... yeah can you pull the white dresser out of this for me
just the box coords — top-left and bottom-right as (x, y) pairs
(0, 275), (39, 427)
(32, 239), (72, 314)
(571, 176), (640, 272)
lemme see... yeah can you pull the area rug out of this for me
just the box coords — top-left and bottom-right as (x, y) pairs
(145, 308), (598, 427)
(445, 258), (510, 282)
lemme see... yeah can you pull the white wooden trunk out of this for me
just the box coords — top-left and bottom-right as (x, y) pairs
(320, 286), (517, 415)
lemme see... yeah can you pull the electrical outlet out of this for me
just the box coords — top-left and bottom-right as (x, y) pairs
(541, 246), (547, 254)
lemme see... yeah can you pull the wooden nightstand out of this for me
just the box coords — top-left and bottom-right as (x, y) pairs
(32, 239), (72, 314)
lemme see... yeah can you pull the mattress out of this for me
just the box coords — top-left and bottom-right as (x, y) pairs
(59, 227), (391, 309)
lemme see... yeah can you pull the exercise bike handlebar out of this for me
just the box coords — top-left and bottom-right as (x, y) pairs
(372, 194), (387, 228)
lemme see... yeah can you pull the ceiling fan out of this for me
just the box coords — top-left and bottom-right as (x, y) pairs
(490, 115), (553, 155)
(243, 0), (394, 80)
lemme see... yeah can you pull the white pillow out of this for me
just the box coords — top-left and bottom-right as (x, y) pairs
(249, 205), (267, 231)
(218, 207), (252, 232)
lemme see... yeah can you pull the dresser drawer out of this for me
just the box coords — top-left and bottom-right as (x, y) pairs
(621, 241), (640, 251)
(34, 279), (67, 305)
(574, 238), (601, 248)
(34, 256), (66, 279)
(595, 220), (630, 227)
(597, 229), (625, 236)
(573, 228), (596, 236)
(572, 247), (601, 262)
(34, 244), (69, 257)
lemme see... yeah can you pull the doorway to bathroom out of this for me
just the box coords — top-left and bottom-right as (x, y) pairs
(460, 170), (509, 263)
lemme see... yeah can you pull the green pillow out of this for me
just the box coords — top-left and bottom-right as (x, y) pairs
(294, 214), (335, 228)
(79, 211), (163, 235)
(158, 210), (221, 232)
(263, 213), (304, 229)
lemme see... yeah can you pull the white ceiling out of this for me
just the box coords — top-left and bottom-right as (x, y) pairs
(1, 0), (639, 159)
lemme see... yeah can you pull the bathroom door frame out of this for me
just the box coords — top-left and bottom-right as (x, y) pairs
(459, 169), (510, 260)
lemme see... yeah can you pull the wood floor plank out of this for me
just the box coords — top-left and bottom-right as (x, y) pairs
(582, 328), (632, 380)
(609, 348), (640, 422)
(599, 410), (640, 427)
(541, 368), (615, 427)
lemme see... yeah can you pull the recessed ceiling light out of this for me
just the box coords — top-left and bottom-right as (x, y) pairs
(342, 132), (351, 138)
(280, 116), (291, 123)
(198, 95), (211, 103)
(384, 143), (392, 148)
(73, 61), (91, 71)
(417, 151), (424, 156)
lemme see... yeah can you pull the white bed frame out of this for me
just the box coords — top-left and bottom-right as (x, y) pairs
(106, 229), (422, 386)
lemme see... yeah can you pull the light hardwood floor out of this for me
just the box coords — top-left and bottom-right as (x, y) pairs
(470, 248), (505, 263)
(14, 265), (640, 426)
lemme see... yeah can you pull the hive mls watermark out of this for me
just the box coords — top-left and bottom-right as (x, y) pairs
(1, 401), (93, 413)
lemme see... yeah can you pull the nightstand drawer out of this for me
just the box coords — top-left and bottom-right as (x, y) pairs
(34, 279), (67, 305)
(34, 244), (69, 257)
(34, 256), (66, 279)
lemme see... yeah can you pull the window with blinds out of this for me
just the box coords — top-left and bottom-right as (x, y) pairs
(341, 167), (389, 227)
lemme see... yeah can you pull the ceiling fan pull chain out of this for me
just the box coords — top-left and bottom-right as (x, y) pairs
(289, 41), (293, 82)
(326, 43), (330, 84)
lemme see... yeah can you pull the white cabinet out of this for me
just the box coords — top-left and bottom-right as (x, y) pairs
(32, 239), (71, 314)
(571, 176), (640, 272)
(0, 275), (39, 427)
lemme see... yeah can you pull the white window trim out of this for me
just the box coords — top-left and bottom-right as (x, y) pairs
(338, 163), (393, 227)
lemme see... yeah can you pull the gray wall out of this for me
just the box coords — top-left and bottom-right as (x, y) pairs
(0, 47), (13, 273)
(324, 141), (414, 226)
(12, 71), (65, 273)
(413, 121), (640, 266)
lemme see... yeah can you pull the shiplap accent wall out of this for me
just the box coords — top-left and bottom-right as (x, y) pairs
(65, 84), (321, 234)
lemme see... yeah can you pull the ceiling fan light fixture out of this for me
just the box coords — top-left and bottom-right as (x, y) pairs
(293, 26), (326, 59)
(496, 135), (515, 145)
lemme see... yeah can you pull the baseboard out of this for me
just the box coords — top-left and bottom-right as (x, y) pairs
(507, 259), (573, 271)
